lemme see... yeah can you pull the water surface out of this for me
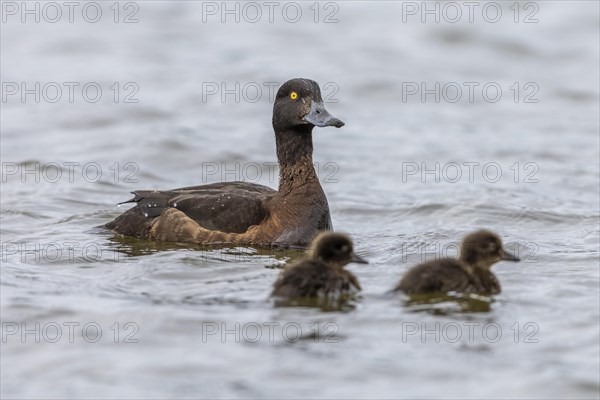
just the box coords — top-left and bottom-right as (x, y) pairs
(1, 2), (599, 399)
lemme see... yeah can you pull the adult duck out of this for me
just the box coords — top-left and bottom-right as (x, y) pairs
(105, 78), (344, 247)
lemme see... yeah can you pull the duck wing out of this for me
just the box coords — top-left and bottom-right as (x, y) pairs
(108, 181), (276, 235)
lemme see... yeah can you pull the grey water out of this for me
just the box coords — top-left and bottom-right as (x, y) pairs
(1, 1), (599, 399)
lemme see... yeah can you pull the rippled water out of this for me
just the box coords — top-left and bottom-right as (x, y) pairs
(2, 2), (599, 399)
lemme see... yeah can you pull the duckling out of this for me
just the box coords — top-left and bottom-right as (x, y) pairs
(394, 229), (520, 295)
(105, 78), (344, 248)
(272, 232), (368, 298)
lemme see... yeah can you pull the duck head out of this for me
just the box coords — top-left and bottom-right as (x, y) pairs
(460, 229), (520, 270)
(309, 232), (368, 267)
(272, 78), (344, 133)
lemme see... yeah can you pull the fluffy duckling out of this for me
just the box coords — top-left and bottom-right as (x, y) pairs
(394, 229), (519, 295)
(272, 232), (367, 298)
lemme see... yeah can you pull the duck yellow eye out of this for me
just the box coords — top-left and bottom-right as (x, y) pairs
(290, 91), (298, 100)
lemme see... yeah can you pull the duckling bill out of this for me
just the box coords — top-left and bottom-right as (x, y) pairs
(394, 230), (519, 295)
(272, 232), (367, 299)
(105, 78), (344, 248)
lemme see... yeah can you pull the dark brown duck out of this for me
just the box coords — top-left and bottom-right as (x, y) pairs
(272, 232), (367, 298)
(105, 78), (344, 247)
(394, 229), (520, 295)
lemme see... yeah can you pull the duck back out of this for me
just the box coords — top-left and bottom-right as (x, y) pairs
(395, 258), (502, 295)
(272, 260), (360, 298)
(394, 258), (473, 294)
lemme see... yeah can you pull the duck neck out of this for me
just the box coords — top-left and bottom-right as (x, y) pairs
(275, 126), (320, 194)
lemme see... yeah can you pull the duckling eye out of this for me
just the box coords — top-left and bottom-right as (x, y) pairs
(290, 91), (298, 100)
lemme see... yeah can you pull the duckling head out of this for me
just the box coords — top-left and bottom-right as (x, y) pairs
(272, 78), (344, 133)
(460, 229), (520, 270)
(308, 232), (368, 267)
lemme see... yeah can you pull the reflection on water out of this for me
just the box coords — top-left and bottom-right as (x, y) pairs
(106, 232), (306, 261)
(401, 292), (494, 315)
(273, 294), (359, 313)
